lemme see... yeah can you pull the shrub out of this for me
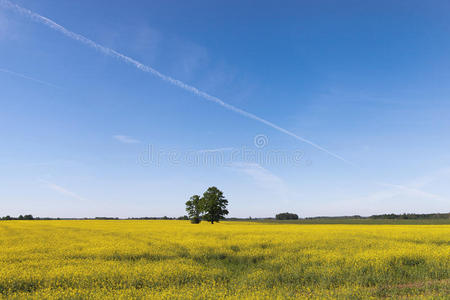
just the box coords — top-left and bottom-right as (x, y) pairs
(275, 212), (299, 220)
(190, 216), (201, 224)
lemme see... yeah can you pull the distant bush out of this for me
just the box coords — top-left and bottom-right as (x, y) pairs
(276, 212), (299, 220)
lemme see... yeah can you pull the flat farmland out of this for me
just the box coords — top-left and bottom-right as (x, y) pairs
(0, 221), (448, 299)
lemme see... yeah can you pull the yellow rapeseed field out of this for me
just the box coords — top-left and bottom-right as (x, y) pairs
(0, 220), (448, 299)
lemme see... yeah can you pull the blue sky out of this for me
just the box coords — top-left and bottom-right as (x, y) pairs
(1, 0), (449, 217)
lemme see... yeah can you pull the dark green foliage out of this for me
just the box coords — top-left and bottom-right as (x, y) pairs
(190, 216), (201, 224)
(185, 187), (229, 224)
(185, 195), (203, 224)
(1, 214), (34, 220)
(201, 187), (229, 224)
(275, 212), (298, 220)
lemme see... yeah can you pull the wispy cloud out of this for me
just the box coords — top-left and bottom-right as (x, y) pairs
(0, 11), (9, 39)
(0, 67), (60, 88)
(0, 0), (352, 165)
(374, 182), (447, 203)
(197, 147), (234, 153)
(113, 135), (140, 144)
(407, 167), (450, 188)
(371, 167), (450, 204)
(311, 169), (450, 216)
(39, 179), (87, 202)
(229, 162), (294, 205)
(369, 167), (450, 204)
(230, 162), (285, 188)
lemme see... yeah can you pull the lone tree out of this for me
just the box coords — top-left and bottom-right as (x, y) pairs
(185, 195), (203, 224)
(202, 186), (229, 224)
(185, 187), (229, 224)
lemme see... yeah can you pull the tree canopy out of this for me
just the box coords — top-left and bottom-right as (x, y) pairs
(185, 187), (229, 224)
(185, 195), (203, 224)
(275, 212), (299, 220)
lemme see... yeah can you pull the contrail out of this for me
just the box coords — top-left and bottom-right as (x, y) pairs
(0, 67), (60, 88)
(39, 179), (87, 202)
(0, 0), (352, 165)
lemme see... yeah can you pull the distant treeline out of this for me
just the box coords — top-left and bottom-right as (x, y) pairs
(2, 215), (36, 220)
(303, 213), (450, 220)
(1, 213), (449, 221)
(230, 213), (450, 221)
(0, 215), (190, 221)
(368, 213), (450, 219)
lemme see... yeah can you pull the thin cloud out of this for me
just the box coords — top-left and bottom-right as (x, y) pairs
(407, 167), (450, 188)
(40, 179), (87, 202)
(113, 135), (140, 144)
(319, 179), (448, 216)
(375, 182), (447, 203)
(0, 0), (352, 166)
(230, 162), (294, 205)
(230, 162), (285, 188)
(370, 167), (450, 204)
(0, 67), (60, 88)
(197, 147), (234, 153)
(373, 167), (450, 204)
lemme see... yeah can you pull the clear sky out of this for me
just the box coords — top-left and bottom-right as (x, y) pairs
(1, 0), (449, 218)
